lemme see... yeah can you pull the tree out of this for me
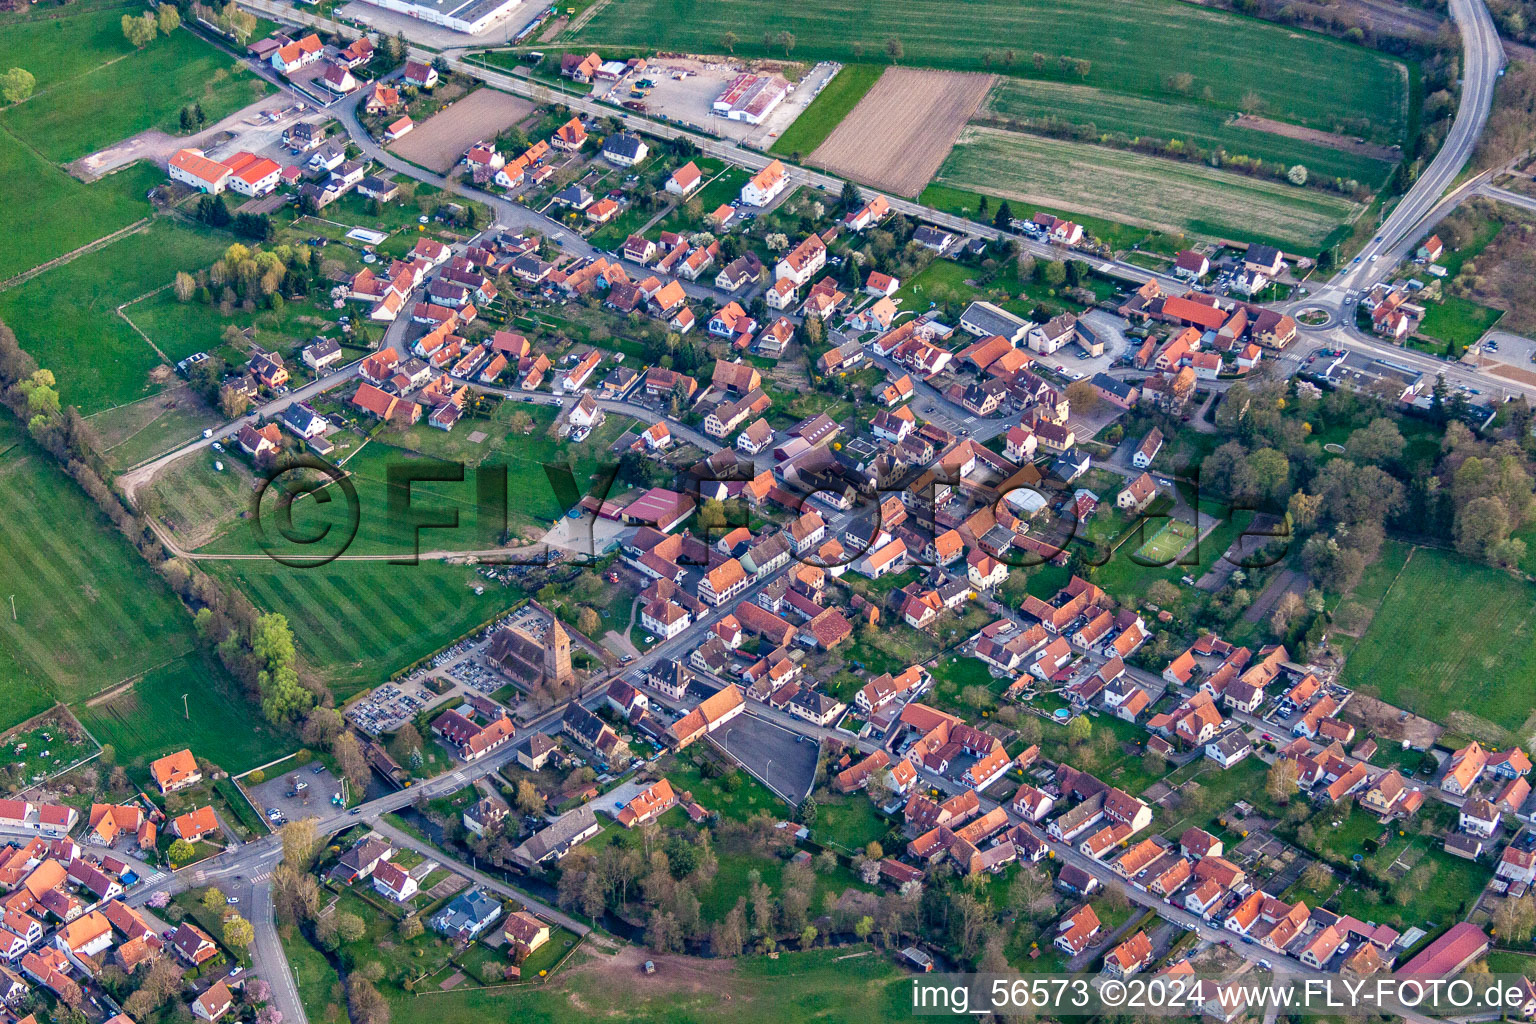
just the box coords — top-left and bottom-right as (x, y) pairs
(1300, 862), (1332, 893)
(800, 924), (817, 949)
(0, 67), (35, 104)
(1346, 417), (1405, 466)
(840, 179), (861, 211)
(576, 605), (601, 635)
(1065, 379), (1098, 414)
(398, 915), (423, 940)
(515, 779), (543, 814)
(173, 271), (196, 302)
(993, 200), (1013, 230)
(1066, 714), (1091, 743)
(1266, 758), (1299, 804)
(722, 31), (738, 53)
(157, 4), (181, 32)
(885, 37), (903, 62)
(332, 731), (371, 797)
(201, 888), (227, 912)
(1287, 164), (1308, 186)
(1147, 579), (1181, 606)
(347, 979), (388, 1024)
(167, 838), (195, 864)
(335, 912), (367, 943)
(281, 818), (321, 872)
(122, 12), (158, 46)
(777, 30), (795, 56)
(223, 914), (254, 949)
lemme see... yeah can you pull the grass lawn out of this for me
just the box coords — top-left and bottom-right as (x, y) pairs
(0, 133), (163, 282)
(1415, 296), (1502, 353)
(193, 404), (641, 557)
(978, 78), (1395, 185)
(72, 651), (295, 772)
(1292, 804), (1492, 932)
(663, 752), (792, 823)
(0, 220), (230, 413)
(0, 414), (208, 719)
(931, 126), (1358, 253)
(920, 183), (1191, 256)
(281, 927), (346, 1024)
(813, 793), (892, 853)
(769, 64), (884, 158)
(1, 26), (274, 163)
(382, 944), (907, 1024)
(567, 0), (1406, 142)
(0, 3), (140, 91)
(1338, 545), (1536, 739)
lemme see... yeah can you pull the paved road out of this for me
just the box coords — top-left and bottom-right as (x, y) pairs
(117, 362), (363, 499)
(367, 815), (590, 934)
(1328, 0), (1504, 296)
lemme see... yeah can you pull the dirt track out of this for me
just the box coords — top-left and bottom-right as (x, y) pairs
(388, 88), (535, 173)
(808, 68), (994, 197)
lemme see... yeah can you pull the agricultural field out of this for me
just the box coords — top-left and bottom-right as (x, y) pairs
(388, 88), (535, 173)
(807, 68), (993, 196)
(566, 0), (1408, 143)
(769, 64), (883, 158)
(977, 78), (1396, 187)
(0, 24), (272, 164)
(930, 126), (1360, 251)
(0, 415), (202, 719)
(0, 136), (163, 284)
(0, 220), (230, 413)
(72, 652), (294, 773)
(1338, 545), (1536, 740)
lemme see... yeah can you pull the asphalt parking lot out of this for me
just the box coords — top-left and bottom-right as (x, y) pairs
(711, 712), (818, 804)
(249, 766), (343, 827)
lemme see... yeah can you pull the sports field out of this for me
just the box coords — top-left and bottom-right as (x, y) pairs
(769, 64), (883, 158)
(0, 220), (230, 413)
(1133, 518), (1197, 565)
(978, 78), (1396, 187)
(0, 24), (272, 163)
(72, 651), (294, 772)
(1339, 545), (1536, 739)
(931, 126), (1359, 251)
(204, 559), (526, 698)
(567, 0), (1407, 142)
(0, 416), (200, 723)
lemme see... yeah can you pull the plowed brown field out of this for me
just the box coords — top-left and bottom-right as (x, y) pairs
(807, 67), (993, 196)
(389, 88), (534, 172)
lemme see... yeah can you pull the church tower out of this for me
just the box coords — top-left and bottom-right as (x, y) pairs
(545, 619), (573, 685)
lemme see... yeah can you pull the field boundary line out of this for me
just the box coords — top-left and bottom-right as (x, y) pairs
(76, 650), (198, 707)
(116, 283), (176, 363)
(0, 218), (153, 293)
(562, 0), (614, 37)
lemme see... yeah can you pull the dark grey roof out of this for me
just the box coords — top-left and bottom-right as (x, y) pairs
(602, 132), (646, 160)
